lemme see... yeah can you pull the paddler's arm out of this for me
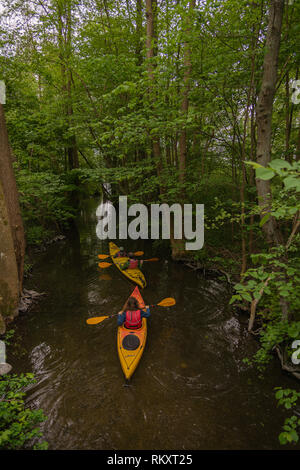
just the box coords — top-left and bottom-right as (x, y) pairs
(141, 306), (150, 318)
(117, 311), (126, 325)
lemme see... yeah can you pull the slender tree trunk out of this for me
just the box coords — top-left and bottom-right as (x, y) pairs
(296, 126), (300, 161)
(66, 3), (78, 170)
(178, 0), (195, 190)
(136, 0), (143, 66)
(255, 0), (285, 246)
(240, 25), (259, 275)
(249, 97), (256, 255)
(146, 0), (163, 192)
(58, 0), (79, 171)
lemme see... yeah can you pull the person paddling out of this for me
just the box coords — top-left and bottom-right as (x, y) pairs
(113, 247), (144, 270)
(120, 258), (144, 270)
(117, 297), (150, 329)
(113, 246), (127, 258)
(113, 248), (138, 259)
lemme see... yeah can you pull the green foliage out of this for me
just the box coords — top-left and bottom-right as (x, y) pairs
(253, 321), (300, 369)
(2, 329), (15, 346)
(230, 163), (300, 320)
(275, 388), (300, 445)
(232, 160), (300, 444)
(278, 416), (300, 445)
(0, 373), (48, 450)
(246, 159), (300, 192)
(16, 170), (77, 245)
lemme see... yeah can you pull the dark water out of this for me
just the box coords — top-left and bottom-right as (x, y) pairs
(8, 199), (299, 450)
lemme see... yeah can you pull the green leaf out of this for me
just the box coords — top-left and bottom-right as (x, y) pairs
(241, 292), (252, 302)
(259, 213), (271, 227)
(269, 159), (291, 171)
(290, 430), (299, 443)
(256, 167), (275, 180)
(244, 161), (263, 169)
(279, 432), (288, 445)
(283, 176), (300, 191)
(275, 390), (284, 399)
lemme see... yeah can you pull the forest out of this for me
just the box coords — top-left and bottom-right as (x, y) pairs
(0, 0), (300, 452)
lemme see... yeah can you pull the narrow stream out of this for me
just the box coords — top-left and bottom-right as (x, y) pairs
(8, 198), (298, 450)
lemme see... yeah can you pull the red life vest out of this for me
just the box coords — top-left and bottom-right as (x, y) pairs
(124, 310), (142, 329)
(129, 259), (138, 269)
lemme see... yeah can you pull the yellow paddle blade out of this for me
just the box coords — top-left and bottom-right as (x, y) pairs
(86, 316), (109, 325)
(144, 258), (159, 262)
(98, 262), (112, 268)
(157, 297), (176, 307)
(134, 251), (144, 256)
(98, 254), (110, 259)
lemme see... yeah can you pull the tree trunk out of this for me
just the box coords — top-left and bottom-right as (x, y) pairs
(240, 25), (259, 275)
(255, 0), (291, 324)
(146, 0), (163, 192)
(170, 0), (195, 258)
(0, 105), (25, 333)
(58, 0), (79, 171)
(0, 104), (25, 292)
(255, 0), (285, 246)
(296, 126), (300, 161)
(178, 0), (195, 190)
(0, 179), (20, 334)
(136, 0), (143, 66)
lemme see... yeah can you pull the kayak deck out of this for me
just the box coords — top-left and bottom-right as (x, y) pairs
(117, 286), (147, 380)
(109, 242), (146, 289)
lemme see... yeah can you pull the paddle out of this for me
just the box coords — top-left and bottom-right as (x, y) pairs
(86, 297), (176, 325)
(142, 258), (159, 263)
(98, 251), (144, 260)
(98, 258), (159, 269)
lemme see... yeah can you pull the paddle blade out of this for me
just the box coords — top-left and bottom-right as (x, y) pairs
(157, 297), (176, 307)
(144, 258), (159, 262)
(134, 251), (144, 256)
(86, 316), (109, 325)
(98, 254), (110, 260)
(98, 262), (112, 268)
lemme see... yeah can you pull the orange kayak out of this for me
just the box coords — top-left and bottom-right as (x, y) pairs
(117, 286), (147, 380)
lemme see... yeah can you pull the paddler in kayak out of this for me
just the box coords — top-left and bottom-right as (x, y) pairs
(120, 258), (144, 270)
(113, 246), (144, 270)
(113, 247), (138, 260)
(113, 246), (127, 258)
(117, 297), (150, 329)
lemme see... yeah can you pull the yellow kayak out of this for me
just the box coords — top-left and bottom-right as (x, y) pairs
(117, 286), (147, 380)
(109, 242), (146, 289)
